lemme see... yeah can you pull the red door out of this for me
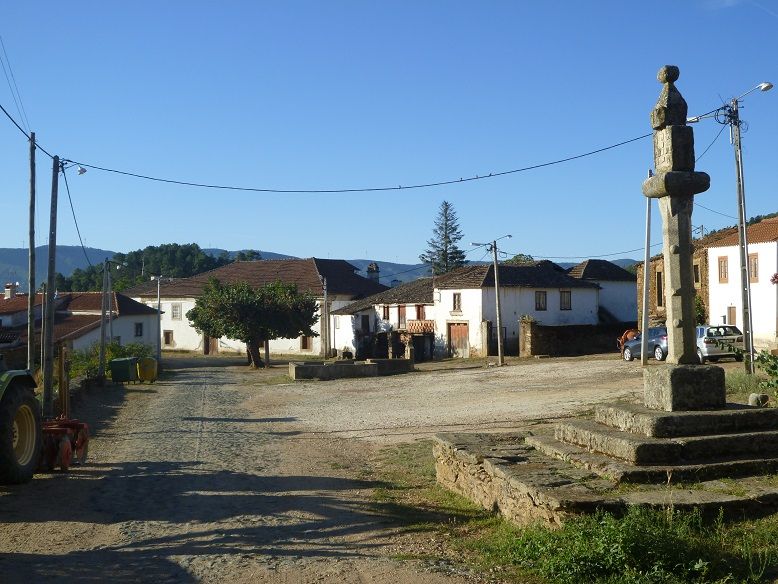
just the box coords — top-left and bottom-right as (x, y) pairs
(447, 323), (469, 358)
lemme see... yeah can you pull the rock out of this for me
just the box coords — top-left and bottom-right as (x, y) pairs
(749, 393), (770, 407)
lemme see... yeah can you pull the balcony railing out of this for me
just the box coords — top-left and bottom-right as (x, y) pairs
(406, 319), (435, 334)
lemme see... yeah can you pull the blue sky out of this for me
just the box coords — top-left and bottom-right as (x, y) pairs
(1, 1), (776, 266)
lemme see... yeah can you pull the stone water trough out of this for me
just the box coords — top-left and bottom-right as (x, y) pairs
(288, 358), (414, 381)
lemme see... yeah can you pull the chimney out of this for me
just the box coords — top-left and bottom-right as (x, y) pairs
(366, 262), (380, 282)
(4, 282), (18, 300)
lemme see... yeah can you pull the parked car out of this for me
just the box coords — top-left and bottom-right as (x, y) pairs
(622, 327), (668, 362)
(695, 324), (744, 364)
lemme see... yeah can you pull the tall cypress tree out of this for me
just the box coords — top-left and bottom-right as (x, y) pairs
(419, 201), (467, 275)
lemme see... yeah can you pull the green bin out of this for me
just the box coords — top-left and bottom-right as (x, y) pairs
(109, 357), (139, 383)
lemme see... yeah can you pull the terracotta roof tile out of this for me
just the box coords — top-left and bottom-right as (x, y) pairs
(0, 293), (43, 315)
(707, 216), (778, 247)
(60, 292), (158, 316)
(568, 259), (637, 282)
(435, 264), (599, 290)
(332, 278), (433, 315)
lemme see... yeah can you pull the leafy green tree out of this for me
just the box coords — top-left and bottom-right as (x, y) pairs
(505, 253), (535, 265)
(235, 250), (262, 261)
(186, 279), (319, 368)
(419, 201), (467, 275)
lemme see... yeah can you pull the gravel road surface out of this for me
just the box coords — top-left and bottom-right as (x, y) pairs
(0, 354), (643, 583)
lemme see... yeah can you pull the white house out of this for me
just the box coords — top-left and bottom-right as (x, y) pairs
(567, 259), (637, 323)
(331, 277), (435, 360)
(125, 258), (387, 357)
(707, 216), (778, 349)
(0, 288), (159, 353)
(332, 263), (600, 359)
(432, 263), (599, 357)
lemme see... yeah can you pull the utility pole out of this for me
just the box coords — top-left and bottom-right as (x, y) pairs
(98, 259), (108, 379)
(42, 156), (59, 418)
(640, 169), (653, 367)
(730, 99), (755, 373)
(320, 277), (328, 358)
(27, 132), (36, 371)
(108, 266), (114, 343)
(491, 241), (505, 366)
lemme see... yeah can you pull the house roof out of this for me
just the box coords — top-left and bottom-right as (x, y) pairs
(568, 259), (636, 282)
(16, 313), (102, 345)
(433, 263), (598, 290)
(124, 258), (388, 299)
(58, 292), (158, 316)
(0, 293), (43, 315)
(707, 216), (778, 247)
(332, 278), (434, 315)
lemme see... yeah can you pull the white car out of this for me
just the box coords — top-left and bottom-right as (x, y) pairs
(695, 325), (744, 364)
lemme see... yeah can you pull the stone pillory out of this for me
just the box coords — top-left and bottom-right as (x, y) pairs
(642, 66), (710, 365)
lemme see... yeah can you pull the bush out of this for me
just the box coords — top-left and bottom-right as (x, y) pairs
(70, 341), (154, 379)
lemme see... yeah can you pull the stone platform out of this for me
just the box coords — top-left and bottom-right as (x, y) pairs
(434, 431), (778, 527)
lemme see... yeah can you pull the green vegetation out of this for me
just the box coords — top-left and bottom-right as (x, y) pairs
(69, 341), (154, 379)
(187, 278), (318, 369)
(725, 369), (768, 399)
(419, 200), (467, 275)
(505, 253), (535, 265)
(372, 440), (778, 583)
(55, 243), (262, 292)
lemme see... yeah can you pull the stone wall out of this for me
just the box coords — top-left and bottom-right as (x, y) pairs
(288, 358), (413, 381)
(519, 321), (636, 357)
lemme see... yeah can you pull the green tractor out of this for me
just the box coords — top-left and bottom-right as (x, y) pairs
(0, 355), (42, 484)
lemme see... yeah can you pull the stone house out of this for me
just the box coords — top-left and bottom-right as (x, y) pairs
(125, 258), (386, 356)
(567, 259), (638, 323)
(706, 216), (778, 349)
(636, 227), (736, 327)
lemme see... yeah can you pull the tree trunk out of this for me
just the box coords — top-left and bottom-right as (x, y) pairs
(264, 341), (270, 369)
(245, 342), (252, 365)
(246, 340), (263, 369)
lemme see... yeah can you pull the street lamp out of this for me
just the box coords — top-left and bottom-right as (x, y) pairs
(689, 81), (772, 372)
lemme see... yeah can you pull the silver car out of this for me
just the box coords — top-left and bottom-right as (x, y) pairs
(695, 324), (744, 364)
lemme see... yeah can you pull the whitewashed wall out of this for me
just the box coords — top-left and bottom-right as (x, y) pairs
(72, 314), (158, 352)
(596, 281), (637, 322)
(431, 288), (483, 357)
(708, 242), (778, 348)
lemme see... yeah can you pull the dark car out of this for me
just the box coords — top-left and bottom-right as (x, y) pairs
(622, 327), (668, 362)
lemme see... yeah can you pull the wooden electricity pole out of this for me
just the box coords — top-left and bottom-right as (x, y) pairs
(42, 155), (59, 418)
(27, 132), (36, 371)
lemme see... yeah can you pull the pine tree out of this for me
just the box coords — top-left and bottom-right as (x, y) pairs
(419, 201), (467, 275)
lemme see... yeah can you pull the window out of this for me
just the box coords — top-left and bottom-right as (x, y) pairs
(718, 257), (728, 284)
(301, 335), (312, 350)
(416, 305), (426, 320)
(535, 291), (547, 311)
(134, 322), (143, 337)
(398, 305), (406, 328)
(693, 263), (700, 288)
(361, 315), (370, 332)
(171, 303), (182, 320)
(334, 315), (340, 329)
(452, 293), (462, 312)
(560, 290), (571, 311)
(163, 330), (174, 346)
(656, 270), (664, 307)
(749, 253), (758, 283)
(382, 305), (390, 320)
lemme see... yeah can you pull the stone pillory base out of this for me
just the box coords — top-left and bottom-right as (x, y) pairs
(433, 66), (778, 525)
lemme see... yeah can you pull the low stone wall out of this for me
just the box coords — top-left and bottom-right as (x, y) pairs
(520, 321), (636, 357)
(288, 358), (413, 381)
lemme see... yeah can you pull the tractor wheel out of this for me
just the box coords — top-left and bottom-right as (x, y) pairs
(0, 383), (42, 484)
(57, 437), (73, 471)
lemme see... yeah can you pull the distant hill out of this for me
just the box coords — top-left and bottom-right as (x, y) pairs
(0, 245), (642, 292)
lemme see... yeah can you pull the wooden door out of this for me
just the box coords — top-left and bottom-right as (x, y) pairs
(447, 323), (469, 358)
(727, 306), (736, 326)
(398, 305), (407, 328)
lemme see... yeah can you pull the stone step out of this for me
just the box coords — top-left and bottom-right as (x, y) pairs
(556, 419), (778, 465)
(595, 402), (778, 438)
(527, 433), (778, 484)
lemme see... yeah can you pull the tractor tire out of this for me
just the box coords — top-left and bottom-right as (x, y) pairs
(0, 383), (42, 484)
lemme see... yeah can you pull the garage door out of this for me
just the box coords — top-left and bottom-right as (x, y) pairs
(447, 323), (469, 358)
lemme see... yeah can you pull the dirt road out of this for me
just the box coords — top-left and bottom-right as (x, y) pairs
(0, 355), (642, 583)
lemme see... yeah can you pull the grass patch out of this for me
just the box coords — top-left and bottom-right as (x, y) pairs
(726, 370), (768, 400)
(372, 440), (778, 583)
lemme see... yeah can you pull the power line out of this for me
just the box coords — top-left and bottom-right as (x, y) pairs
(507, 242), (663, 261)
(0, 101), (54, 158)
(0, 36), (29, 133)
(65, 133), (652, 194)
(695, 123), (727, 163)
(695, 202), (737, 220)
(61, 165), (93, 268)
